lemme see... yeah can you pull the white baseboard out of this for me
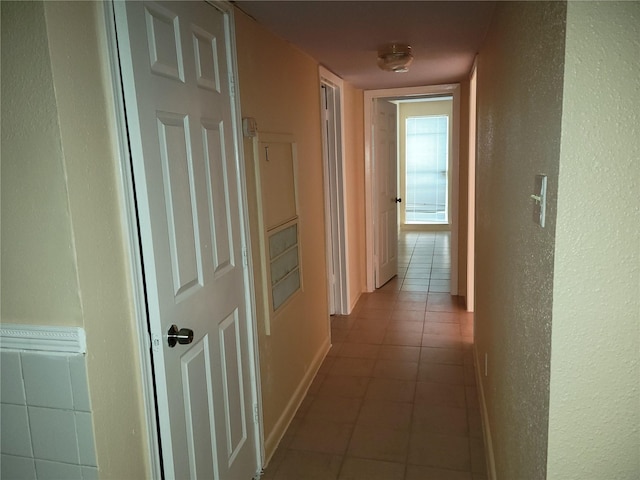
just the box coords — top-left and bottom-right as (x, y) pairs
(263, 335), (331, 464)
(0, 323), (86, 354)
(474, 344), (497, 480)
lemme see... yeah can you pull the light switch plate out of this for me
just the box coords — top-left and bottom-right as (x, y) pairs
(532, 174), (547, 227)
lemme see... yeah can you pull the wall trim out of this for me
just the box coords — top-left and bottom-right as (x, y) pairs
(0, 324), (86, 354)
(474, 344), (497, 480)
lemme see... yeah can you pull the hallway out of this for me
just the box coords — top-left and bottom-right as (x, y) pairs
(262, 232), (487, 479)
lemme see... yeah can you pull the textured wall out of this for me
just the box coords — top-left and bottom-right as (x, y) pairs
(475, 2), (567, 478)
(234, 9), (331, 459)
(0, 1), (83, 326)
(547, 3), (640, 478)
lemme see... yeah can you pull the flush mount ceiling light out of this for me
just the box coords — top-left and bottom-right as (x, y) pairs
(377, 44), (413, 73)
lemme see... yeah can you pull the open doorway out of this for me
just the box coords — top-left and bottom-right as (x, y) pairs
(364, 84), (462, 296)
(319, 67), (350, 315)
(397, 96), (454, 230)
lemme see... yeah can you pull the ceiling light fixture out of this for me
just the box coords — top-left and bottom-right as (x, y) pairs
(377, 44), (413, 73)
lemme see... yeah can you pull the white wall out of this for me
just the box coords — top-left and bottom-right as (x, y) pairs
(547, 2), (640, 478)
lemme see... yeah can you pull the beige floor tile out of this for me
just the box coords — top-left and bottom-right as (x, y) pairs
(390, 310), (426, 323)
(387, 320), (424, 339)
(373, 359), (419, 380)
(281, 231), (489, 478)
(345, 328), (386, 345)
(352, 317), (391, 330)
(422, 334), (464, 350)
(273, 450), (342, 480)
(418, 363), (465, 385)
(396, 292), (428, 303)
(290, 418), (354, 455)
(318, 356), (336, 373)
(464, 363), (477, 386)
(353, 308), (392, 321)
(467, 408), (483, 438)
(424, 312), (461, 324)
(295, 394), (315, 418)
(378, 345), (421, 362)
(420, 346), (464, 365)
(338, 343), (381, 359)
(395, 300), (427, 311)
(469, 437), (487, 474)
(402, 284), (430, 292)
(402, 277), (430, 286)
(415, 382), (467, 408)
(405, 465), (472, 480)
(383, 331), (423, 347)
(365, 377), (416, 403)
(423, 323), (461, 337)
(309, 373), (326, 394)
(465, 386), (479, 409)
(306, 395), (362, 423)
(426, 294), (465, 312)
(408, 432), (471, 471)
(329, 357), (376, 377)
(347, 424), (410, 463)
(412, 404), (468, 435)
(317, 375), (370, 399)
(338, 457), (405, 480)
(356, 399), (413, 430)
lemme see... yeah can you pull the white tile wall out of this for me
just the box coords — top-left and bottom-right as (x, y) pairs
(22, 354), (74, 410)
(0, 351), (97, 480)
(1, 352), (26, 405)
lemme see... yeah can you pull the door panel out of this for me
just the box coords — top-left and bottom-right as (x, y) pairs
(374, 99), (398, 287)
(115, 2), (259, 478)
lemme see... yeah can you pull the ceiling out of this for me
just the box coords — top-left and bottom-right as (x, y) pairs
(234, 1), (496, 90)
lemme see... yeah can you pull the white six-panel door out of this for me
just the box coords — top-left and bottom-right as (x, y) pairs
(114, 2), (259, 478)
(374, 99), (399, 288)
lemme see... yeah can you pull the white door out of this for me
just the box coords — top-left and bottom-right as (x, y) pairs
(115, 2), (260, 478)
(374, 99), (399, 287)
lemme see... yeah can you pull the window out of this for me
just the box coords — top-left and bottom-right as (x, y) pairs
(405, 115), (449, 224)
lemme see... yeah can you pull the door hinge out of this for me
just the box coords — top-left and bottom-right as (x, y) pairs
(151, 332), (162, 353)
(229, 76), (236, 98)
(253, 403), (260, 424)
(242, 245), (248, 267)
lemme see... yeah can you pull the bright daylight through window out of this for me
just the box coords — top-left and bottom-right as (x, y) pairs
(405, 115), (449, 224)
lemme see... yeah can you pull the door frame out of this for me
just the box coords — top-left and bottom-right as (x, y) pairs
(318, 66), (350, 314)
(102, 1), (264, 476)
(467, 60), (478, 312)
(364, 84), (461, 293)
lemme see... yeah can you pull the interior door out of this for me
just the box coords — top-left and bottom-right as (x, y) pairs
(115, 2), (260, 478)
(374, 99), (399, 287)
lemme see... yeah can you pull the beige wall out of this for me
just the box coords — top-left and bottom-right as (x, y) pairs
(475, 2), (567, 478)
(234, 10), (332, 459)
(1, 1), (83, 326)
(342, 83), (367, 310)
(1, 2), (150, 477)
(547, 2), (640, 478)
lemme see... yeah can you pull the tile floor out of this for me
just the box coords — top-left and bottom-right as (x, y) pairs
(262, 232), (487, 480)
